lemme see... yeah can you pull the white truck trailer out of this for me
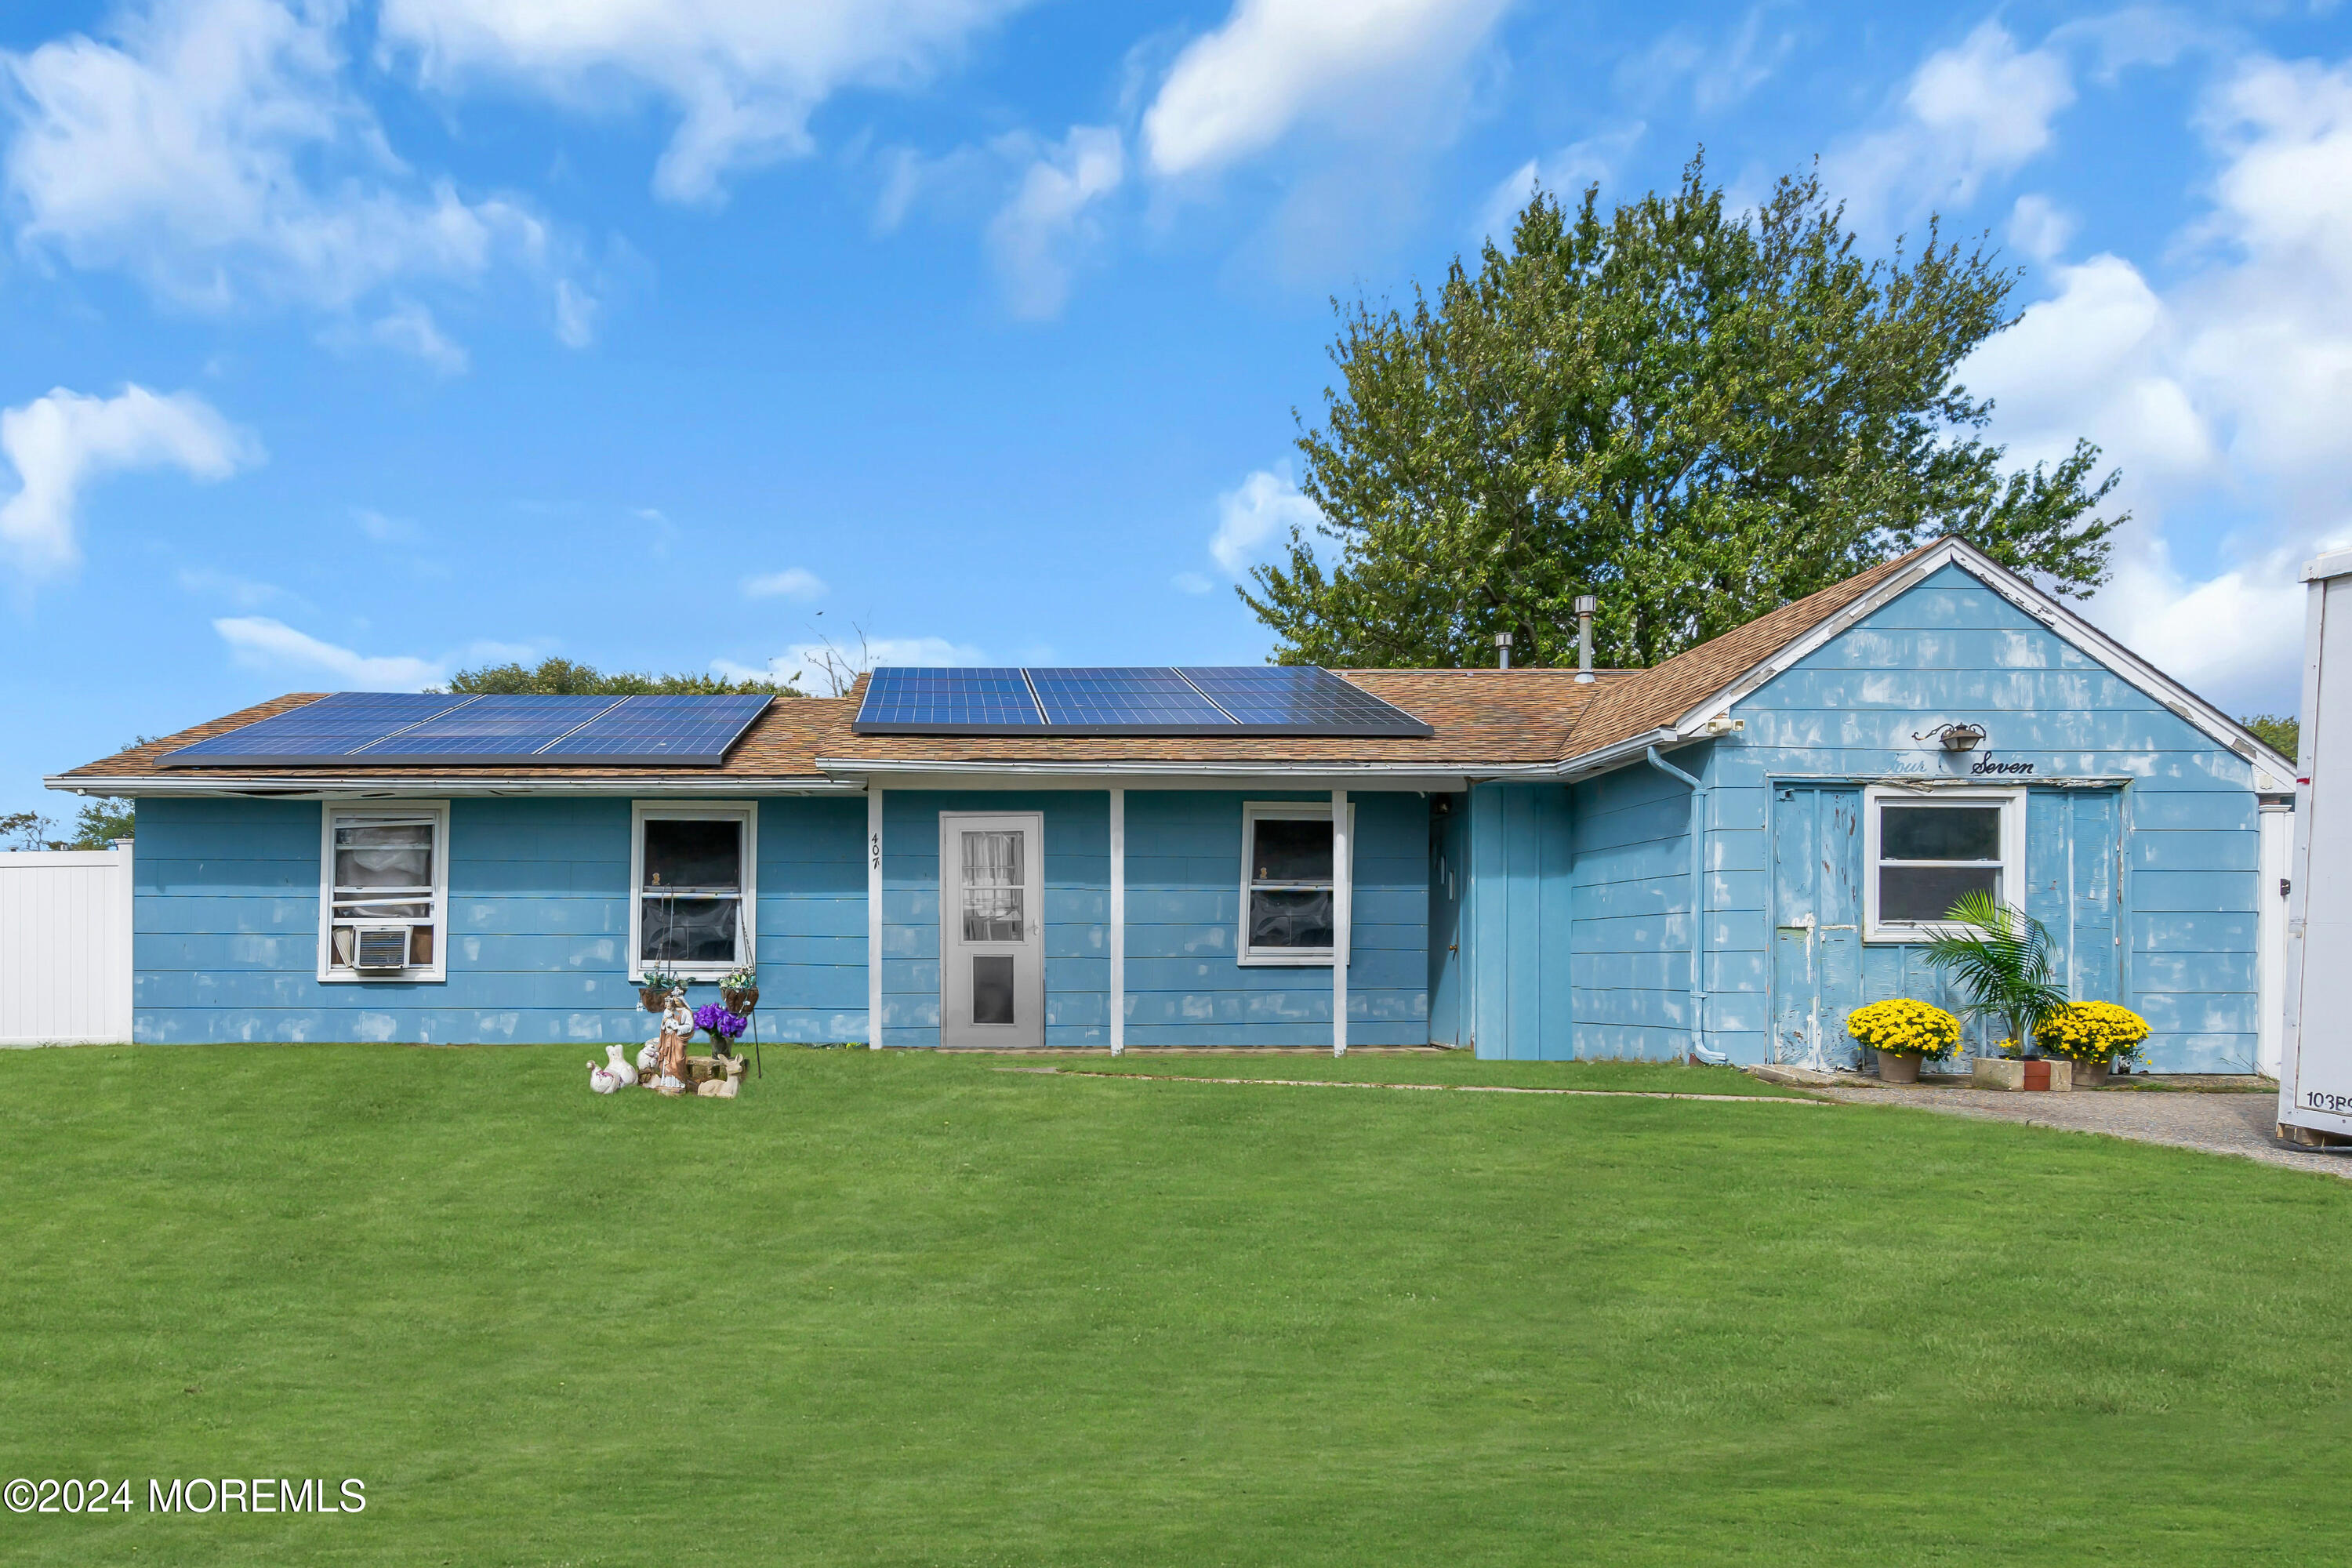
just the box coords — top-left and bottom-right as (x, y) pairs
(2280, 546), (2352, 1143)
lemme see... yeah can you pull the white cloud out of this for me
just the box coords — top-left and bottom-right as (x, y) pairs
(1172, 570), (1214, 594)
(175, 565), (294, 611)
(986, 124), (1123, 318)
(378, 0), (1033, 205)
(742, 566), (827, 601)
(353, 506), (418, 543)
(1141, 0), (1512, 181)
(1822, 22), (2074, 230)
(1619, 5), (1797, 115)
(0, 384), (259, 576)
(1476, 123), (1643, 243)
(1210, 469), (1321, 578)
(2008, 193), (2076, 261)
(365, 302), (469, 373)
(1957, 53), (2352, 709)
(714, 634), (987, 695)
(213, 615), (444, 688)
(1, 0), (584, 339)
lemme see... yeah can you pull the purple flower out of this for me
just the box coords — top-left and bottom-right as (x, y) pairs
(692, 1004), (746, 1040)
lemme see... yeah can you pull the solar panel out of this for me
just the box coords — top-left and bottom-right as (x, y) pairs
(855, 668), (1042, 733)
(158, 691), (772, 768)
(535, 695), (774, 764)
(1179, 666), (1433, 736)
(158, 692), (477, 765)
(848, 666), (1432, 738)
(1028, 668), (1232, 731)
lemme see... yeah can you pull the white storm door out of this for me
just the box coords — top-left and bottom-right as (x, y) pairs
(939, 812), (1045, 1047)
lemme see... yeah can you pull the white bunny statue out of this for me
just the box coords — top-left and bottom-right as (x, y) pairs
(604, 1042), (639, 1087)
(589, 1061), (622, 1094)
(636, 1037), (662, 1074)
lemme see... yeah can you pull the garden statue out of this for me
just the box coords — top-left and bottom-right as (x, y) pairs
(589, 1061), (622, 1094)
(604, 1042), (639, 1087)
(654, 988), (692, 1092)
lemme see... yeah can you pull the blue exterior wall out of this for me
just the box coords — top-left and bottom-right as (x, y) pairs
(131, 786), (1431, 1048)
(132, 795), (866, 1044)
(1461, 782), (1577, 1058)
(1562, 561), (2267, 1073)
(877, 789), (1429, 1049)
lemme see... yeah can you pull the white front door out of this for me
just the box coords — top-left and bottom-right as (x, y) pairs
(939, 812), (1044, 1047)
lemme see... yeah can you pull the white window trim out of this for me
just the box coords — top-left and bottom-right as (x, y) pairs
(1237, 800), (1356, 967)
(317, 800), (450, 983)
(1861, 785), (2026, 943)
(629, 800), (757, 983)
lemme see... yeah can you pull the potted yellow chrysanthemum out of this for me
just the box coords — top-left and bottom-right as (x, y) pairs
(1844, 999), (1963, 1083)
(2033, 1000), (2151, 1086)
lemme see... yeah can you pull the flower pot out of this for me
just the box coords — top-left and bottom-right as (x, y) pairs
(722, 986), (759, 1015)
(639, 985), (670, 1013)
(2073, 1058), (2111, 1087)
(1877, 1050), (1923, 1084)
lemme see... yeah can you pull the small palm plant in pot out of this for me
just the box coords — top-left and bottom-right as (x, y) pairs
(1922, 890), (2070, 1064)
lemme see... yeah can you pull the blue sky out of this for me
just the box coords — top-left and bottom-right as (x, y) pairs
(5, 0), (2350, 816)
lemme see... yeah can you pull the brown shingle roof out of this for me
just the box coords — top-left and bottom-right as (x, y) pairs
(1555, 542), (1944, 764)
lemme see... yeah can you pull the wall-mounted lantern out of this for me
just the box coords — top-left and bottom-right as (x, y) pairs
(1912, 722), (1987, 752)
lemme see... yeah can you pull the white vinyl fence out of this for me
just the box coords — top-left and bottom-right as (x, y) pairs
(0, 842), (134, 1044)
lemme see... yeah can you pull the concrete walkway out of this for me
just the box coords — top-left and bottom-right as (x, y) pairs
(1813, 1080), (2352, 1178)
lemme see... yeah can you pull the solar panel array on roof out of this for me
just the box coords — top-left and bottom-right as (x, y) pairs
(850, 666), (1433, 738)
(158, 692), (771, 768)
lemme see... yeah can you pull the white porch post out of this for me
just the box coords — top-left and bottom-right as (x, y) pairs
(1332, 786), (1348, 1057)
(1109, 786), (1126, 1055)
(866, 788), (884, 1049)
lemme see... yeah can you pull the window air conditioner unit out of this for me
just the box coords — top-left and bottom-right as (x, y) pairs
(353, 927), (410, 971)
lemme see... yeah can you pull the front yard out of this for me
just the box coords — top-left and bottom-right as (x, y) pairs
(2, 1044), (2344, 1564)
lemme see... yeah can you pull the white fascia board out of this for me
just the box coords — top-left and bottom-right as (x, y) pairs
(813, 758), (1530, 790)
(1552, 728), (1691, 784)
(1656, 539), (2299, 782)
(45, 773), (857, 799)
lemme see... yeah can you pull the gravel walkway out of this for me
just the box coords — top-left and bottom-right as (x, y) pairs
(1813, 1080), (2352, 1178)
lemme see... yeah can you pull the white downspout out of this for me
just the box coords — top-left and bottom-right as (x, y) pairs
(866, 789), (884, 1049)
(1333, 786), (1349, 1057)
(1109, 786), (1126, 1056)
(1645, 747), (1711, 1062)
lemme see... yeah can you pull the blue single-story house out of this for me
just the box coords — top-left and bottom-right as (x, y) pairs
(49, 539), (2297, 1073)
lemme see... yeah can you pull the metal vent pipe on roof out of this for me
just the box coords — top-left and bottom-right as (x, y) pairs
(1575, 595), (1598, 684)
(1494, 631), (1512, 670)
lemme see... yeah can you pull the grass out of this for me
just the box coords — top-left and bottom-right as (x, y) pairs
(1053, 1051), (1809, 1094)
(3, 1042), (2349, 1565)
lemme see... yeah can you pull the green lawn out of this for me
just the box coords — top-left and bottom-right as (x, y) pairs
(1054, 1051), (1809, 1094)
(3, 1043), (2347, 1565)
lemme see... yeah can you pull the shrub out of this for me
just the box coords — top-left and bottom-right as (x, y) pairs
(1845, 999), (1963, 1061)
(2034, 1000), (2151, 1065)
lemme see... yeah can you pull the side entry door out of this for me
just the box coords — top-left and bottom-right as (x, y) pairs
(939, 812), (1045, 1047)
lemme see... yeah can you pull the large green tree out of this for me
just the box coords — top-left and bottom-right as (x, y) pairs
(1244, 158), (2124, 670)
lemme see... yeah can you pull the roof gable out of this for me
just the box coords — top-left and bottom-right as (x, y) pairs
(1556, 538), (2296, 781)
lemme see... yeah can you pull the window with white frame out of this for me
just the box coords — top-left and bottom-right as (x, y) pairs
(319, 802), (448, 982)
(1238, 801), (1353, 965)
(1862, 786), (2025, 942)
(630, 802), (757, 981)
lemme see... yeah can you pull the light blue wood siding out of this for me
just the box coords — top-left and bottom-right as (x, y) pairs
(1632, 561), (2267, 1072)
(133, 795), (867, 1044)
(877, 789), (1428, 1048)
(1567, 763), (1694, 1061)
(1462, 782), (1577, 1059)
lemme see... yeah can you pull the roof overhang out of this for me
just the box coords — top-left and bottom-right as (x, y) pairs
(45, 773), (858, 800)
(1566, 538), (2297, 787)
(812, 757), (1550, 791)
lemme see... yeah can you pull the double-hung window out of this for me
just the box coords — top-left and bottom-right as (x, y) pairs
(630, 802), (757, 982)
(1238, 801), (1354, 965)
(319, 802), (448, 982)
(1862, 786), (2025, 942)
